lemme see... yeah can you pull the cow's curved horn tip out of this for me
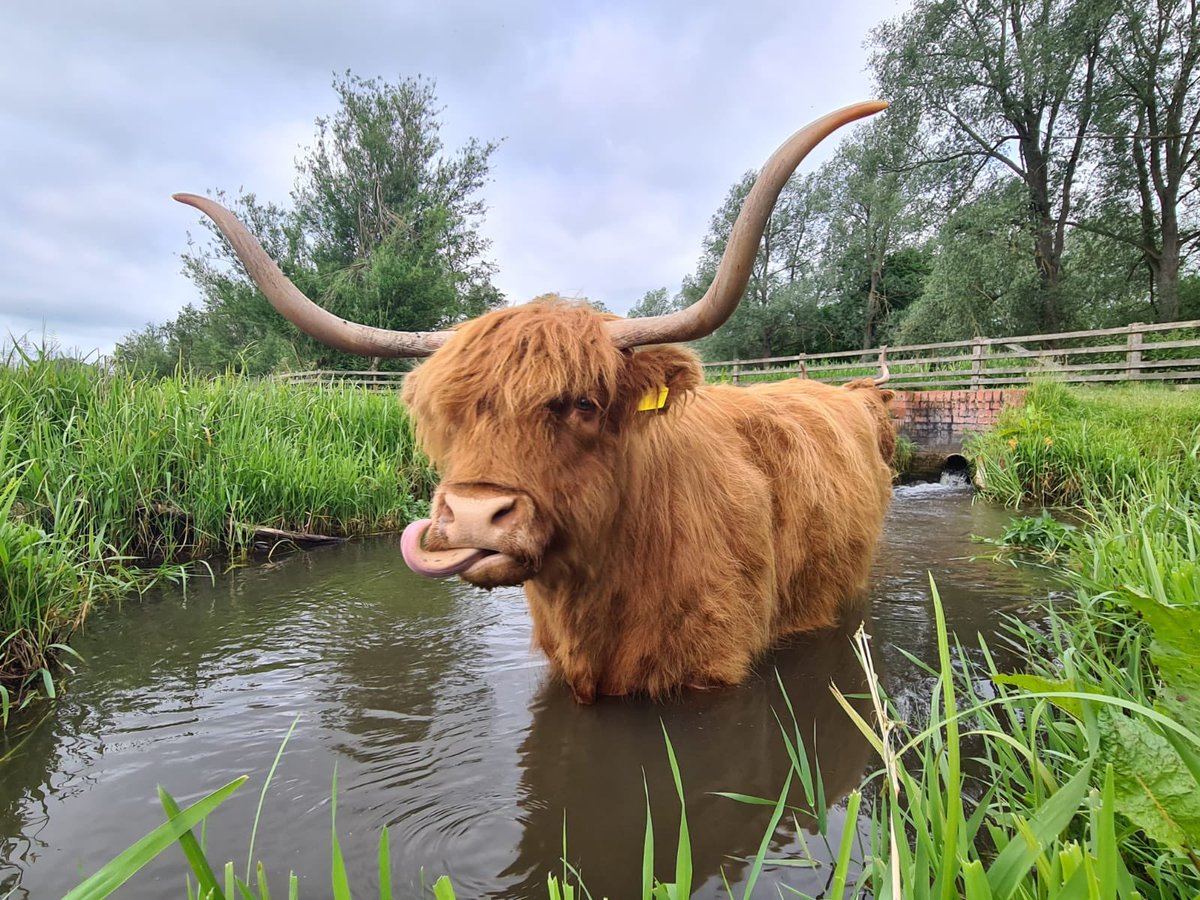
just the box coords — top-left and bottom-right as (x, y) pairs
(172, 192), (201, 206)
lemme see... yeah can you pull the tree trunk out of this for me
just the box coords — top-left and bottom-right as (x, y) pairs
(1023, 140), (1062, 332)
(1157, 210), (1182, 322)
(862, 267), (882, 350)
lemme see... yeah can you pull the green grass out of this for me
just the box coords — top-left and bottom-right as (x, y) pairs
(968, 381), (1200, 508)
(0, 347), (434, 719)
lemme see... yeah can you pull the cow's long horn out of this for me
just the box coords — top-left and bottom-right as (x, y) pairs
(172, 193), (453, 357)
(606, 101), (888, 349)
(873, 346), (890, 386)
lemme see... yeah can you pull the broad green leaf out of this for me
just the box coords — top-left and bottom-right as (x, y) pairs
(830, 790), (862, 898)
(1123, 593), (1200, 700)
(961, 859), (993, 899)
(741, 769), (793, 900)
(1122, 593), (1200, 786)
(1099, 709), (1200, 850)
(660, 723), (692, 899)
(378, 825), (392, 900)
(158, 786), (225, 899)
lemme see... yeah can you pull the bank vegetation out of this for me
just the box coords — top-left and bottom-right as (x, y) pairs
(0, 350), (433, 722)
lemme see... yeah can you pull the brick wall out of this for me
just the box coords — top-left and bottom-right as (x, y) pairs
(889, 389), (1026, 449)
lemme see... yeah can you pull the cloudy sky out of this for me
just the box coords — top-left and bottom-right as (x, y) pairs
(2, 0), (907, 356)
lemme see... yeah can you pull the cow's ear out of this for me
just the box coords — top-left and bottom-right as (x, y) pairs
(614, 345), (703, 424)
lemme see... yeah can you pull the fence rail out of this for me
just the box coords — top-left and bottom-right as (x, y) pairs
(701, 320), (1200, 389)
(276, 370), (407, 388)
(274, 320), (1200, 391)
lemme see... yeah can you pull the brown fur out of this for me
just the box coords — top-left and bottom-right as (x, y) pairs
(403, 297), (894, 702)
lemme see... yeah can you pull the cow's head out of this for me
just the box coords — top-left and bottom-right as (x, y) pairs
(173, 101), (887, 587)
(398, 298), (703, 586)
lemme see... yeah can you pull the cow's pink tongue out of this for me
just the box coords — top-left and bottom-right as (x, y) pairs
(401, 519), (492, 578)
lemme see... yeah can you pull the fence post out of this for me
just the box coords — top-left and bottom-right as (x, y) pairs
(731, 361), (741, 384)
(970, 337), (985, 390)
(1126, 323), (1144, 382)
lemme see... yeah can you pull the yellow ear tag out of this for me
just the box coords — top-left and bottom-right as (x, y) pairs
(637, 385), (670, 413)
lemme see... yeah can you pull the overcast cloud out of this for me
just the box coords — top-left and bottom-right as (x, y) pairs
(1, 0), (907, 356)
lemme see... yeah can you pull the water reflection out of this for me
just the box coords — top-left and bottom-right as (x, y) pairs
(497, 610), (874, 899)
(0, 484), (1051, 898)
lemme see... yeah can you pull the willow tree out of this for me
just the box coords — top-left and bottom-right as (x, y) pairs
(120, 73), (501, 375)
(820, 105), (930, 349)
(1089, 0), (1200, 322)
(683, 170), (831, 361)
(873, 0), (1115, 332)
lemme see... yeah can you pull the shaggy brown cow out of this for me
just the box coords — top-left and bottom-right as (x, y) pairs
(174, 101), (895, 703)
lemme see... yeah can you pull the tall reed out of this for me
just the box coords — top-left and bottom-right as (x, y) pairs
(0, 348), (434, 717)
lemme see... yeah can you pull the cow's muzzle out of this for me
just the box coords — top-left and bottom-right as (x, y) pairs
(401, 487), (538, 586)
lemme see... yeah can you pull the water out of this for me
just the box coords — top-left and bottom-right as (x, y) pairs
(0, 481), (1050, 898)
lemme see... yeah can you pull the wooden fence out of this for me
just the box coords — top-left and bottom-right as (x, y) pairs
(276, 369), (408, 388)
(275, 319), (1200, 391)
(702, 320), (1200, 390)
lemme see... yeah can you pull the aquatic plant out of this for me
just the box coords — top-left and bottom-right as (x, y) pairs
(973, 508), (1077, 562)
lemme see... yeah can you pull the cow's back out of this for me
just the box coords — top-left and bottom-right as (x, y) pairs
(530, 376), (895, 699)
(687, 379), (894, 634)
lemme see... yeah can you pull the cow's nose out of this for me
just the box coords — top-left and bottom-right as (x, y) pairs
(437, 489), (524, 546)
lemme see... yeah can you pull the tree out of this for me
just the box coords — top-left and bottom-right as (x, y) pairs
(119, 73), (501, 375)
(112, 321), (178, 376)
(1086, 0), (1200, 321)
(873, 0), (1114, 331)
(819, 109), (930, 348)
(872, 246), (934, 344)
(896, 182), (1043, 342)
(687, 170), (830, 360)
(294, 74), (501, 326)
(1062, 207), (1158, 327)
(627, 287), (681, 318)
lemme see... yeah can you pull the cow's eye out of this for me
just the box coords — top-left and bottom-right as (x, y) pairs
(574, 397), (596, 413)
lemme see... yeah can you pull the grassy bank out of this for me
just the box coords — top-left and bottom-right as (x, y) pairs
(1, 351), (434, 719)
(969, 381), (1200, 508)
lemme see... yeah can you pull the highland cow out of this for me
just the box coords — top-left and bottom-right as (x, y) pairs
(174, 101), (896, 703)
